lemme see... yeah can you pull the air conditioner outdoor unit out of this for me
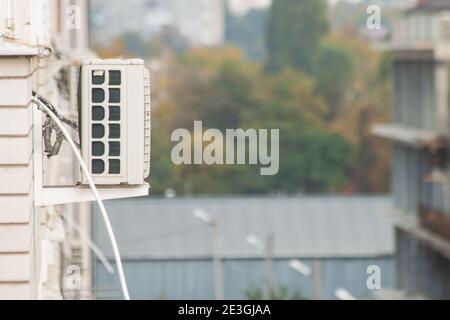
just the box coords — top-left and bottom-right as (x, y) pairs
(79, 59), (151, 185)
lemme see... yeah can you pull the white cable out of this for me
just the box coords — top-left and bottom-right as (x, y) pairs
(33, 99), (131, 300)
(62, 215), (115, 275)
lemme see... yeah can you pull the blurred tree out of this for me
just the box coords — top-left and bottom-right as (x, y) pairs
(321, 34), (392, 193)
(226, 8), (268, 61)
(152, 48), (353, 195)
(265, 0), (329, 74)
(148, 26), (190, 56)
(147, 124), (178, 195)
(242, 69), (352, 194)
(95, 37), (125, 59)
(314, 43), (355, 120)
(120, 32), (149, 57)
(245, 285), (306, 300)
(95, 21), (392, 195)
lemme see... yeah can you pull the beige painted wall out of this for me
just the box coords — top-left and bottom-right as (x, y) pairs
(0, 0), (93, 300)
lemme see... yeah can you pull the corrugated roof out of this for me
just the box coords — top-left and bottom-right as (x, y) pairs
(93, 196), (395, 260)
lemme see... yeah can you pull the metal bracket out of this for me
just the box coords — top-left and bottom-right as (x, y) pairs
(37, 185), (149, 207)
(33, 96), (150, 208)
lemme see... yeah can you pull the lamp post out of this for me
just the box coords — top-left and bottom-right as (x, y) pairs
(335, 288), (357, 300)
(289, 259), (322, 300)
(246, 234), (274, 300)
(193, 208), (224, 300)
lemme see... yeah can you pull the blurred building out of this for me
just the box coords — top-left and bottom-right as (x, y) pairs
(92, 197), (395, 300)
(228, 0), (271, 16)
(374, 0), (450, 299)
(91, 0), (225, 47)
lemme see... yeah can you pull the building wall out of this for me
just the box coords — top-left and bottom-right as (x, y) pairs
(169, 0), (225, 46)
(91, 0), (225, 47)
(392, 58), (450, 220)
(93, 257), (395, 300)
(396, 229), (450, 299)
(0, 0), (93, 300)
(393, 61), (437, 131)
(389, 10), (450, 300)
(0, 0), (53, 299)
(0, 55), (36, 298)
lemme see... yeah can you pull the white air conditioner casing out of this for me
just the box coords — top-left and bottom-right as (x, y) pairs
(79, 59), (151, 185)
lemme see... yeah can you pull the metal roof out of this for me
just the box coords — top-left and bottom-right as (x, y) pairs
(93, 196), (395, 260)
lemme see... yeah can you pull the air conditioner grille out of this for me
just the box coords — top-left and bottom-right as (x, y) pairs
(92, 124), (105, 139)
(109, 142), (121, 157)
(109, 71), (121, 85)
(92, 88), (105, 103)
(92, 106), (105, 121)
(92, 159), (105, 174)
(81, 60), (149, 185)
(92, 142), (105, 157)
(109, 89), (121, 103)
(109, 106), (121, 121)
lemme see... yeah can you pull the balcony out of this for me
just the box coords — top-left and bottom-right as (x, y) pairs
(392, 12), (450, 60)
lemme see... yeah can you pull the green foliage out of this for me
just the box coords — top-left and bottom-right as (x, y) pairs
(120, 32), (149, 57)
(146, 124), (178, 195)
(226, 8), (268, 61)
(97, 0), (393, 196)
(245, 285), (306, 300)
(314, 43), (355, 120)
(151, 48), (353, 196)
(265, 0), (329, 74)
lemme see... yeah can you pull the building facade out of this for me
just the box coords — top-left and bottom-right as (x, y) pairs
(0, 0), (94, 299)
(374, 0), (450, 299)
(91, 0), (225, 47)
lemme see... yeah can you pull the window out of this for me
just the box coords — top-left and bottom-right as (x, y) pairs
(441, 18), (450, 42)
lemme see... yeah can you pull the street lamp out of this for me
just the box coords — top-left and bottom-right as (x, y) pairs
(289, 259), (321, 300)
(193, 207), (214, 225)
(192, 208), (224, 301)
(289, 259), (312, 277)
(246, 234), (265, 251)
(335, 288), (357, 300)
(246, 233), (274, 300)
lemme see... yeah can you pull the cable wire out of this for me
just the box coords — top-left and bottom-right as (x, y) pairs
(61, 214), (115, 275)
(32, 97), (131, 300)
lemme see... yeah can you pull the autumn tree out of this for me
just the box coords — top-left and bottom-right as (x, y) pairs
(265, 0), (329, 74)
(314, 43), (355, 120)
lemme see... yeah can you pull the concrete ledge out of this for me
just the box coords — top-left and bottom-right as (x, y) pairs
(392, 210), (450, 260)
(0, 57), (38, 78)
(372, 123), (439, 148)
